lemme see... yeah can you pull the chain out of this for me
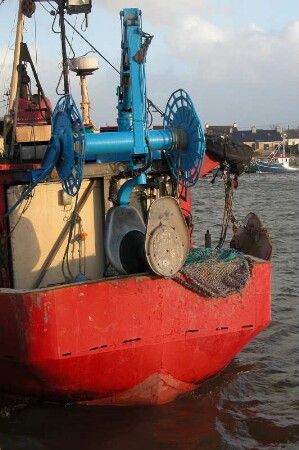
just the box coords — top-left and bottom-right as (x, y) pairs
(216, 172), (239, 249)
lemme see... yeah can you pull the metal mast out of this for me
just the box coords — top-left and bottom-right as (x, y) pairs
(8, 0), (25, 112)
(58, 0), (70, 94)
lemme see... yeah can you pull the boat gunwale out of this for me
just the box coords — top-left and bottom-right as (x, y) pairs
(0, 256), (271, 295)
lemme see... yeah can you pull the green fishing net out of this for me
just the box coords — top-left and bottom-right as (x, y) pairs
(175, 247), (251, 297)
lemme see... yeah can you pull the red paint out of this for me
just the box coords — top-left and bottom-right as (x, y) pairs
(0, 164), (41, 171)
(200, 153), (220, 177)
(0, 261), (271, 405)
(0, 137), (271, 405)
(17, 97), (52, 125)
(0, 184), (10, 287)
(0, 164), (41, 186)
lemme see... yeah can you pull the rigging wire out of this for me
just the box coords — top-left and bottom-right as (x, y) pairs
(68, 16), (77, 58)
(61, 193), (87, 282)
(33, 10), (38, 67)
(4, 189), (35, 240)
(61, 194), (79, 282)
(0, 3), (18, 105)
(65, 16), (120, 75)
(41, 1), (164, 117)
(0, 189), (35, 271)
(236, 120), (299, 130)
(63, 15), (165, 118)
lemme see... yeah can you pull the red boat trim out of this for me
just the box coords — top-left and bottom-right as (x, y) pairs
(0, 164), (41, 170)
(0, 260), (271, 405)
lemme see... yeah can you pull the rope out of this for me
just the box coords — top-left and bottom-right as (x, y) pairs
(61, 193), (79, 282)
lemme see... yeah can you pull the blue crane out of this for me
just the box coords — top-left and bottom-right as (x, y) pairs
(6, 8), (205, 214)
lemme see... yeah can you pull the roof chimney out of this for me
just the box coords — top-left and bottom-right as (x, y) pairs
(251, 126), (256, 133)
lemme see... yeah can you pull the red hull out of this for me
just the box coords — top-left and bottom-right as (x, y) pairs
(0, 260), (271, 405)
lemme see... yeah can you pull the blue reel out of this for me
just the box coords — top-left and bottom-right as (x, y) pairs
(52, 95), (86, 196)
(163, 89), (205, 188)
(33, 94), (86, 197)
(4, 94), (86, 217)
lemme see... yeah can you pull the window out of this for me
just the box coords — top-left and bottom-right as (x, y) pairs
(264, 143), (269, 150)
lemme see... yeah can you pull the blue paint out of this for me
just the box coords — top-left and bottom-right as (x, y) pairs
(85, 128), (173, 160)
(27, 10), (204, 202)
(117, 174), (147, 206)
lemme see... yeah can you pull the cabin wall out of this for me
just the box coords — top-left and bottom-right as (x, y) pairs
(15, 125), (51, 144)
(6, 179), (105, 289)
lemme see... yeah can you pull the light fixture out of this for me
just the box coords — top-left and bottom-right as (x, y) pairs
(66, 0), (92, 15)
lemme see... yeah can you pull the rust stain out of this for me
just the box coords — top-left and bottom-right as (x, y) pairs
(43, 302), (50, 324)
(30, 292), (44, 309)
(14, 295), (27, 354)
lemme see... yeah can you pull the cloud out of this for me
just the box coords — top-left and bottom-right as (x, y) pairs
(165, 15), (298, 86)
(1, 1), (298, 128)
(90, 7), (299, 127)
(95, 1), (298, 109)
(94, 0), (206, 26)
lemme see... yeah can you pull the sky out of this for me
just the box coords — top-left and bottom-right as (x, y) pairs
(0, 0), (298, 130)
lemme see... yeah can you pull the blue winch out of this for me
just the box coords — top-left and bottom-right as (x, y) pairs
(6, 8), (205, 213)
(6, 8), (206, 278)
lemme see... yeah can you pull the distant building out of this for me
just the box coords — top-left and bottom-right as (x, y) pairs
(204, 123), (299, 157)
(284, 129), (299, 147)
(231, 127), (282, 154)
(205, 123), (238, 138)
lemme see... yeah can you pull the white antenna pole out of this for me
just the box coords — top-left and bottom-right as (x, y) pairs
(8, 0), (25, 112)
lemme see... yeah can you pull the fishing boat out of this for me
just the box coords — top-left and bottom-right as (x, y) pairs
(251, 141), (298, 174)
(254, 157), (298, 173)
(0, 1), (271, 405)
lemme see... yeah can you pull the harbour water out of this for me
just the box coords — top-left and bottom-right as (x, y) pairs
(0, 172), (298, 450)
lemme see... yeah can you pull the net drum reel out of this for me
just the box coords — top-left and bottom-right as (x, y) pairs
(40, 88), (205, 200)
(163, 89), (205, 188)
(4, 95), (86, 217)
(48, 95), (86, 196)
(24, 85), (204, 203)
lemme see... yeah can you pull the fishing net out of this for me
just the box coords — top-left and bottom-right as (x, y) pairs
(175, 247), (252, 297)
